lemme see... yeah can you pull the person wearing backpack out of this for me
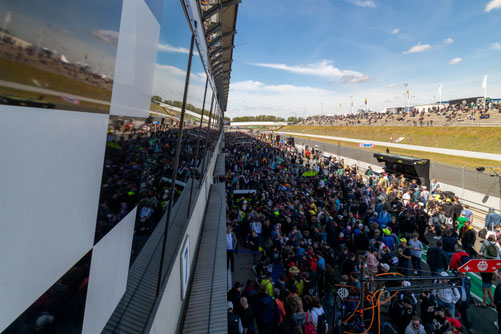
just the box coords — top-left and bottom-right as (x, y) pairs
(480, 233), (501, 259)
(290, 299), (308, 334)
(310, 296), (328, 334)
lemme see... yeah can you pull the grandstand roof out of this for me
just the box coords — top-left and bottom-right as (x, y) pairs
(200, 0), (240, 114)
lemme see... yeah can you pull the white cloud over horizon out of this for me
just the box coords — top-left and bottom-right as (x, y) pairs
(226, 76), (501, 119)
(250, 60), (371, 84)
(443, 37), (454, 45)
(157, 42), (199, 56)
(449, 57), (462, 64)
(485, 0), (501, 12)
(347, 0), (376, 8)
(492, 42), (501, 50)
(402, 43), (432, 54)
(390, 28), (399, 34)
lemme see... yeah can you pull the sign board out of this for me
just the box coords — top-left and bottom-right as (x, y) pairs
(301, 171), (319, 177)
(359, 143), (374, 148)
(180, 235), (190, 300)
(458, 259), (501, 273)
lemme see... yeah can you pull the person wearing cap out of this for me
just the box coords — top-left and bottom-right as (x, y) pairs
(260, 271), (274, 297)
(382, 228), (396, 253)
(460, 220), (476, 257)
(227, 301), (244, 334)
(441, 199), (454, 225)
(445, 317), (462, 334)
(435, 272), (460, 316)
(380, 262), (390, 273)
(485, 207), (501, 231)
(431, 306), (448, 333)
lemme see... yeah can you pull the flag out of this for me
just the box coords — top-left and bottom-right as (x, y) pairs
(351, 100), (353, 106)
(438, 84), (442, 95)
(406, 90), (409, 96)
(482, 75), (487, 89)
(365, 98), (367, 105)
(340, 103), (342, 109)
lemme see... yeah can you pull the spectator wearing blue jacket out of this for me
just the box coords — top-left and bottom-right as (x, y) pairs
(382, 228), (396, 253)
(485, 208), (501, 231)
(378, 209), (392, 229)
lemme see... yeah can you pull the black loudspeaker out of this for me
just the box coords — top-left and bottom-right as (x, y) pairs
(287, 137), (295, 146)
(276, 135), (280, 144)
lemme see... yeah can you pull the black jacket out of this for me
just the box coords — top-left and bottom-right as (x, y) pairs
(426, 246), (448, 270)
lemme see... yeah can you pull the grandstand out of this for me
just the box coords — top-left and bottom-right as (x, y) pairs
(299, 102), (501, 127)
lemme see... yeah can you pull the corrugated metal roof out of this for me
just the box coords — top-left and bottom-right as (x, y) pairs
(182, 182), (227, 334)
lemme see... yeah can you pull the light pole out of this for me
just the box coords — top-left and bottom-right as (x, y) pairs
(350, 96), (353, 114)
(403, 83), (408, 112)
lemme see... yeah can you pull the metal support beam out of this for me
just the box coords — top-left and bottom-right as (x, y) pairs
(222, 30), (237, 38)
(202, 4), (221, 21)
(205, 22), (221, 37)
(157, 33), (195, 296)
(187, 77), (209, 216)
(222, 0), (242, 7)
(208, 36), (221, 48)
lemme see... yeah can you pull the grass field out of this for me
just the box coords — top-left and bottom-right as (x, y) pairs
(0, 85), (109, 113)
(283, 125), (501, 154)
(291, 133), (501, 170)
(0, 57), (112, 102)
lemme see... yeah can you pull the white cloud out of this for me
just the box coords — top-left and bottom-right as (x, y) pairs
(90, 30), (119, 46)
(153, 64), (206, 107)
(231, 80), (328, 94)
(388, 83), (396, 88)
(485, 0), (501, 12)
(449, 57), (462, 64)
(347, 0), (376, 8)
(402, 43), (431, 54)
(156, 64), (186, 77)
(491, 42), (501, 50)
(390, 28), (399, 34)
(443, 37), (454, 45)
(157, 42), (198, 55)
(251, 60), (371, 84)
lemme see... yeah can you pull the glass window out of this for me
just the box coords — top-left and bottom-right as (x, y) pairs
(0, 0), (122, 113)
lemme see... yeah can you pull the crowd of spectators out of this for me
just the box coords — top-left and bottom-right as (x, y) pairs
(299, 101), (500, 127)
(223, 132), (501, 334)
(96, 118), (219, 260)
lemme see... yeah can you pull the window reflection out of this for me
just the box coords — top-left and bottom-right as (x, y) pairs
(0, 0), (122, 113)
(3, 252), (92, 334)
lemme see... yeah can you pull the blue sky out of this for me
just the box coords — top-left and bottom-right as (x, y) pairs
(225, 0), (501, 118)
